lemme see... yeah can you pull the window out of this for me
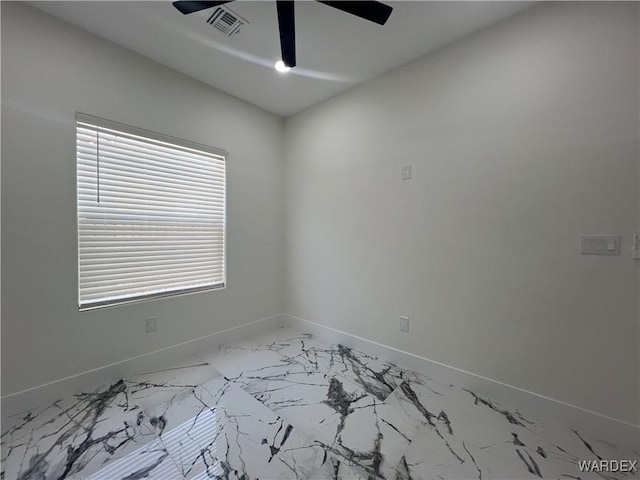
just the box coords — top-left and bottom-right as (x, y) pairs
(76, 113), (226, 310)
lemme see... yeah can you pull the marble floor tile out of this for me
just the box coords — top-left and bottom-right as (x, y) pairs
(392, 374), (639, 480)
(195, 339), (286, 380)
(309, 453), (369, 480)
(82, 438), (183, 480)
(234, 357), (422, 479)
(195, 327), (322, 369)
(1, 380), (159, 480)
(316, 395), (420, 480)
(3, 325), (637, 480)
(233, 356), (366, 440)
(143, 375), (327, 479)
(245, 326), (327, 354)
(285, 342), (407, 403)
(124, 355), (221, 410)
(243, 327), (408, 402)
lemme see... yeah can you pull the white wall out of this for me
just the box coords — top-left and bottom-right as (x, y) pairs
(284, 2), (640, 425)
(1, 3), (284, 395)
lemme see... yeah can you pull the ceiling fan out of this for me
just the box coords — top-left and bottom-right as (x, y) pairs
(172, 0), (393, 69)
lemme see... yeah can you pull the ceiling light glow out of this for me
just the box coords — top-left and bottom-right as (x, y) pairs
(274, 60), (291, 73)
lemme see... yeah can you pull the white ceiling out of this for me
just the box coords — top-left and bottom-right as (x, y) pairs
(30, 1), (535, 117)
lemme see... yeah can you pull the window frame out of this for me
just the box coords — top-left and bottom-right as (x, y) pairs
(75, 112), (228, 311)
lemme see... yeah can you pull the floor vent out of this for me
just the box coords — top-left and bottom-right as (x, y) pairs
(202, 6), (248, 37)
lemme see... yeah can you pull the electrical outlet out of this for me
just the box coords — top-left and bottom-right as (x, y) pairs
(401, 165), (412, 180)
(400, 316), (409, 332)
(146, 316), (157, 333)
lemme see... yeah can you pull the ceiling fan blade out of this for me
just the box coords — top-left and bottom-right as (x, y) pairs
(172, 1), (233, 15)
(317, 1), (392, 25)
(276, 0), (296, 68)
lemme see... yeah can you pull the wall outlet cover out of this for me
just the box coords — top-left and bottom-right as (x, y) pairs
(146, 317), (157, 333)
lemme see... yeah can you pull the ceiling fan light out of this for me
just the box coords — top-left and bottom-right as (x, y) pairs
(274, 60), (292, 73)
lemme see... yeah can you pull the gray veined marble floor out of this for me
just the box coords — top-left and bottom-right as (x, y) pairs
(1, 326), (638, 480)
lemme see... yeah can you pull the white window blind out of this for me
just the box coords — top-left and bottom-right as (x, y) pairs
(76, 113), (227, 310)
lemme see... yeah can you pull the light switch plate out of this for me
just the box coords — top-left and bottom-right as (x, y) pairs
(400, 316), (409, 332)
(632, 234), (640, 259)
(580, 235), (620, 255)
(401, 165), (412, 180)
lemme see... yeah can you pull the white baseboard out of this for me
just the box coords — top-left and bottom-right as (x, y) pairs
(3, 312), (636, 453)
(281, 313), (639, 452)
(1, 313), (286, 421)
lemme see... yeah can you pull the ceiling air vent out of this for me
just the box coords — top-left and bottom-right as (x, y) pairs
(202, 6), (248, 37)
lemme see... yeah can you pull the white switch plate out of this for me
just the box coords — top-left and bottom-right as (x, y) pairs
(401, 165), (412, 180)
(400, 316), (409, 332)
(580, 235), (620, 255)
(632, 234), (640, 259)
